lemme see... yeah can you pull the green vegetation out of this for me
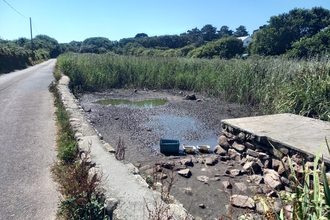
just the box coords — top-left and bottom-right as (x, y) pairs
(57, 53), (330, 121)
(49, 82), (108, 219)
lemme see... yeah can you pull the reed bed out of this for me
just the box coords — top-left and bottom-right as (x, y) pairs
(56, 53), (330, 121)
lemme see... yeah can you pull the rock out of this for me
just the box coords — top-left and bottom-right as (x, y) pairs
(184, 94), (197, 100)
(210, 177), (221, 181)
(205, 156), (218, 165)
(228, 149), (241, 161)
(183, 187), (193, 196)
(244, 141), (256, 150)
(178, 168), (191, 178)
(243, 161), (261, 174)
(83, 106), (91, 112)
(237, 132), (246, 141)
(235, 182), (247, 191)
(291, 154), (303, 165)
(232, 141), (246, 152)
(247, 149), (259, 158)
(272, 159), (281, 170)
(262, 159), (272, 169)
(220, 155), (230, 161)
(222, 181), (233, 189)
(278, 157), (290, 175)
(218, 135), (230, 150)
(103, 143), (116, 153)
(161, 161), (175, 169)
(180, 157), (194, 167)
(258, 152), (270, 160)
(247, 174), (263, 185)
(230, 169), (241, 176)
(231, 195), (255, 209)
(199, 204), (206, 209)
(197, 175), (209, 183)
(213, 145), (227, 155)
(264, 169), (282, 190)
(104, 197), (119, 216)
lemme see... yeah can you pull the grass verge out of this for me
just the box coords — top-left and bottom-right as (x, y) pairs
(49, 78), (108, 219)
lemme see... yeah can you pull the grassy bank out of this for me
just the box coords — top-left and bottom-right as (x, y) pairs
(57, 53), (330, 121)
(49, 81), (108, 219)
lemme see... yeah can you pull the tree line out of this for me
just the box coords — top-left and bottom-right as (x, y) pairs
(1, 6), (330, 72)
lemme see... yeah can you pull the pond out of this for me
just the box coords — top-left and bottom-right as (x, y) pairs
(95, 99), (167, 108)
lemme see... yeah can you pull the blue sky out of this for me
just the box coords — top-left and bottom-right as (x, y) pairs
(1, 0), (330, 43)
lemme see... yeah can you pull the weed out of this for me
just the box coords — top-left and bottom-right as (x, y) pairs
(115, 136), (125, 160)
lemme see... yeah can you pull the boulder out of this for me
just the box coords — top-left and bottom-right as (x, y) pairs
(178, 168), (191, 178)
(228, 149), (241, 161)
(243, 161), (261, 174)
(231, 195), (255, 209)
(247, 174), (263, 185)
(263, 169), (282, 190)
(246, 149), (259, 158)
(232, 141), (246, 153)
(205, 156), (218, 165)
(218, 135), (230, 150)
(213, 145), (227, 156)
(180, 157), (194, 167)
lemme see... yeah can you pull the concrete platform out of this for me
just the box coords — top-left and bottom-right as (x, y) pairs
(221, 113), (330, 163)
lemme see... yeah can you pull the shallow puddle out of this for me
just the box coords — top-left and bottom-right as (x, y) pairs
(144, 114), (218, 152)
(95, 99), (167, 108)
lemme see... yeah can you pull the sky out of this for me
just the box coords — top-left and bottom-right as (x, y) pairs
(1, 0), (330, 43)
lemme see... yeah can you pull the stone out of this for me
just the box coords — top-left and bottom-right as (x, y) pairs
(104, 197), (119, 215)
(272, 159), (281, 170)
(178, 168), (191, 178)
(231, 195), (255, 209)
(161, 161), (175, 169)
(232, 141), (246, 152)
(213, 145), (227, 156)
(247, 174), (263, 185)
(258, 152), (270, 160)
(218, 135), (230, 150)
(222, 181), (233, 189)
(220, 155), (230, 161)
(103, 143), (116, 153)
(291, 154), (303, 165)
(197, 175), (209, 183)
(244, 141), (256, 150)
(247, 149), (259, 158)
(184, 94), (197, 100)
(235, 182), (247, 191)
(243, 161), (261, 174)
(230, 169), (241, 176)
(199, 204), (206, 209)
(256, 202), (265, 214)
(263, 169), (282, 190)
(278, 157), (290, 176)
(180, 157), (194, 167)
(279, 146), (289, 155)
(228, 149), (241, 161)
(237, 132), (246, 141)
(205, 156), (218, 165)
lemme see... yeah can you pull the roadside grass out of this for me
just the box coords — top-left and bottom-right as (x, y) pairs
(56, 53), (330, 121)
(49, 80), (108, 219)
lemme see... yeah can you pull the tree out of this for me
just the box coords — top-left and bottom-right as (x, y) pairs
(217, 25), (233, 38)
(200, 24), (218, 42)
(189, 36), (244, 59)
(81, 37), (113, 53)
(135, 33), (148, 38)
(234, 25), (249, 37)
(249, 7), (330, 56)
(287, 27), (330, 58)
(186, 27), (202, 44)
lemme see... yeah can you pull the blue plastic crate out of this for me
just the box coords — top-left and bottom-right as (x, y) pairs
(160, 139), (180, 154)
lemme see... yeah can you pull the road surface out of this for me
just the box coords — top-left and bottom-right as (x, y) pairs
(0, 60), (59, 219)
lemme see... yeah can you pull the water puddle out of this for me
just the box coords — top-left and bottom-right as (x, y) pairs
(95, 99), (167, 108)
(143, 114), (218, 152)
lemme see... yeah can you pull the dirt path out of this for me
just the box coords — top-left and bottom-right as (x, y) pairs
(79, 89), (260, 219)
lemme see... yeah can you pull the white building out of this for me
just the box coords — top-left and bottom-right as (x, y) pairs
(237, 35), (252, 47)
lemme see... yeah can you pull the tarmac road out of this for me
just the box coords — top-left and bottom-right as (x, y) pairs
(0, 60), (59, 219)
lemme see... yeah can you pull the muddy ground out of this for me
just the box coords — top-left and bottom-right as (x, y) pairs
(79, 89), (261, 219)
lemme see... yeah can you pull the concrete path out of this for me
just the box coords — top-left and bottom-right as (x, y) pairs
(221, 113), (330, 163)
(0, 60), (59, 219)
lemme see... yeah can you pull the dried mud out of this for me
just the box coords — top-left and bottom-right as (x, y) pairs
(79, 89), (261, 219)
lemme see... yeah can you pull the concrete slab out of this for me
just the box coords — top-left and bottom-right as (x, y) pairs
(221, 113), (330, 163)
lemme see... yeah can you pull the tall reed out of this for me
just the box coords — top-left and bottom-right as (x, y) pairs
(56, 53), (330, 120)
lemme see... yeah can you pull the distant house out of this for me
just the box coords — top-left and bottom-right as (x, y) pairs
(237, 35), (252, 47)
